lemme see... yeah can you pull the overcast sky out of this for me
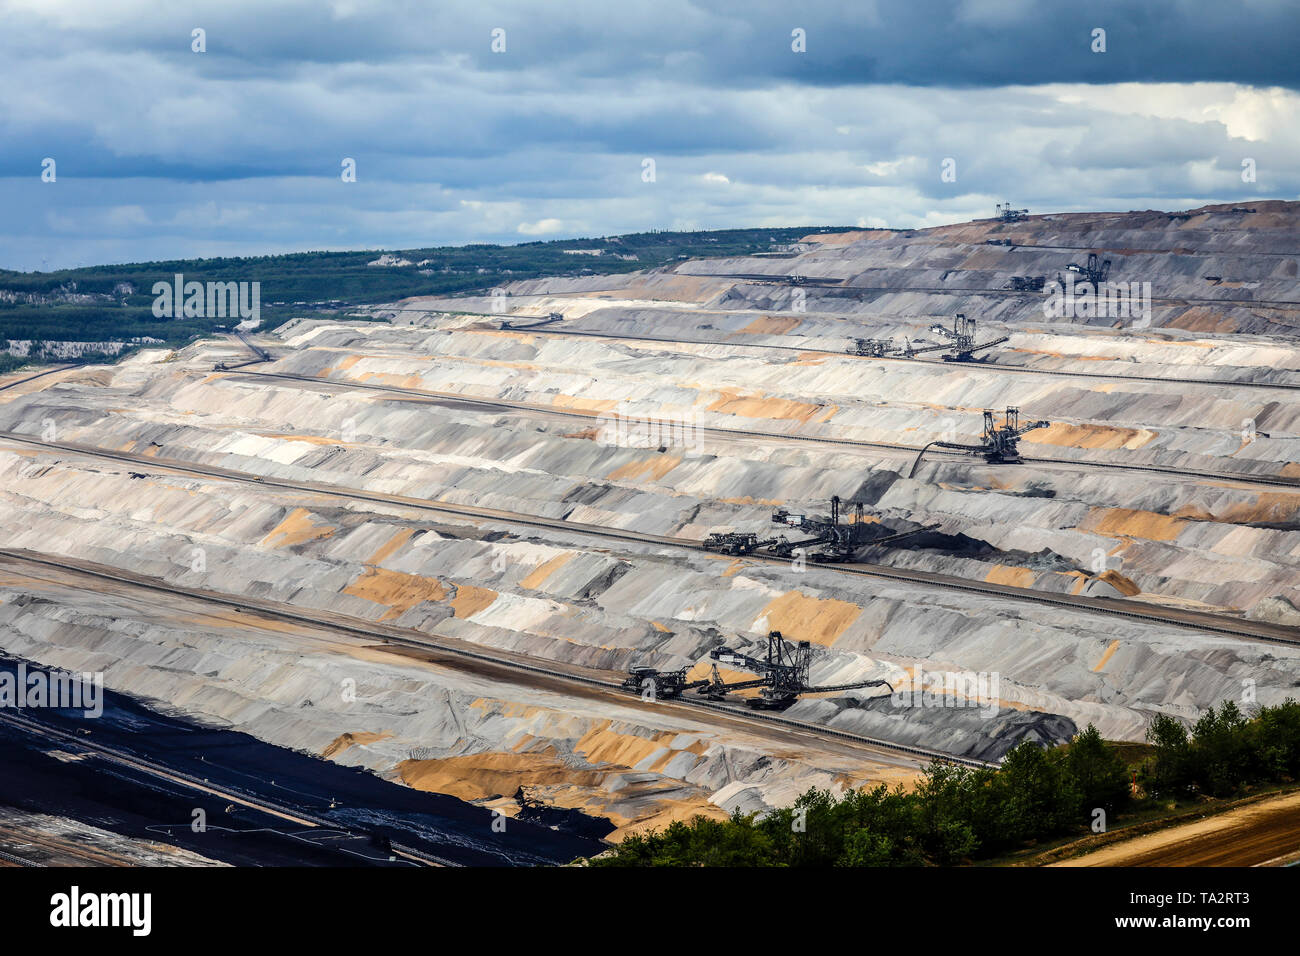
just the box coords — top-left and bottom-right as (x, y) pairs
(2, 0), (1298, 271)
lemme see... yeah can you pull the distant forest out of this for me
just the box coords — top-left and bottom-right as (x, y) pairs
(0, 226), (857, 369)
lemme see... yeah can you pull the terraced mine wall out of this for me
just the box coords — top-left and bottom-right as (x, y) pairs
(2, 201), (1298, 836)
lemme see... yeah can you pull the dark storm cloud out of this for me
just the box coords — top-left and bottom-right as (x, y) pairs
(14, 1), (1296, 88)
(0, 0), (1295, 270)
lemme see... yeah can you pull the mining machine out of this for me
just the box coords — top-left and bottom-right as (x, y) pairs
(701, 631), (893, 709)
(936, 406), (1049, 464)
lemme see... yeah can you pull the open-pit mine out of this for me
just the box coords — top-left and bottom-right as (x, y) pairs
(3, 201), (1300, 861)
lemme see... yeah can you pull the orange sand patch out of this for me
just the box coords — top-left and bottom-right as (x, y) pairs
(462, 358), (547, 372)
(1097, 569), (1141, 596)
(398, 752), (606, 801)
(520, 552), (575, 589)
(706, 390), (828, 423)
(261, 507), (336, 549)
(739, 314), (803, 335)
(606, 454), (682, 482)
(467, 699), (544, 722)
(1086, 508), (1187, 542)
(397, 741), (726, 840)
(1021, 422), (1157, 451)
(608, 801), (731, 841)
(61, 367), (114, 388)
(322, 730), (392, 759)
(562, 427), (600, 440)
(650, 621), (671, 633)
(1167, 308), (1239, 334)
(450, 582), (498, 618)
(792, 352), (828, 366)
(1174, 492), (1300, 526)
(257, 433), (349, 446)
(0, 367), (75, 393)
(1094, 640), (1121, 672)
(576, 723), (708, 770)
(985, 565), (1036, 589)
(343, 566), (448, 620)
(721, 559), (746, 578)
(317, 354), (362, 377)
(551, 394), (619, 413)
(198, 608), (320, 637)
(756, 590), (862, 646)
(367, 528), (414, 565)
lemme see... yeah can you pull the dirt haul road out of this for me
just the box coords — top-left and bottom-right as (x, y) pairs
(1053, 790), (1300, 867)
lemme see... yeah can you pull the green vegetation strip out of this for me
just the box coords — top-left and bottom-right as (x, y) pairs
(593, 700), (1300, 866)
(0, 227), (851, 367)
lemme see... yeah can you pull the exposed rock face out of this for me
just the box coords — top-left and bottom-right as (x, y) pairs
(2, 202), (1299, 833)
(499, 201), (1300, 338)
(1248, 596), (1300, 627)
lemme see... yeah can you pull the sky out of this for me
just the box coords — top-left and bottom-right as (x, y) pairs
(2, 0), (1298, 271)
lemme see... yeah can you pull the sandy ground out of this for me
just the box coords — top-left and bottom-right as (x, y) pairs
(0, 808), (225, 867)
(1052, 790), (1300, 867)
(0, 552), (925, 837)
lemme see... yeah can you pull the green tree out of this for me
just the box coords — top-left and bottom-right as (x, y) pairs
(757, 787), (844, 866)
(836, 784), (927, 866)
(595, 812), (777, 867)
(1065, 724), (1131, 815)
(1191, 701), (1252, 796)
(995, 740), (1070, 845)
(1145, 712), (1192, 796)
(838, 828), (897, 867)
(911, 760), (982, 862)
(1255, 698), (1300, 781)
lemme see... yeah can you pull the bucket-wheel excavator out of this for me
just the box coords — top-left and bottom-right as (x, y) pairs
(931, 314), (1010, 362)
(845, 313), (1007, 362)
(701, 631), (893, 710)
(623, 631), (894, 710)
(1062, 252), (1111, 286)
(705, 497), (936, 562)
(938, 406), (1049, 464)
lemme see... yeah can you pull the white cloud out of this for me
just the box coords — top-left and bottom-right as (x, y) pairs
(517, 218), (564, 235)
(0, 2), (1295, 269)
(1041, 82), (1300, 144)
(862, 159), (906, 177)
